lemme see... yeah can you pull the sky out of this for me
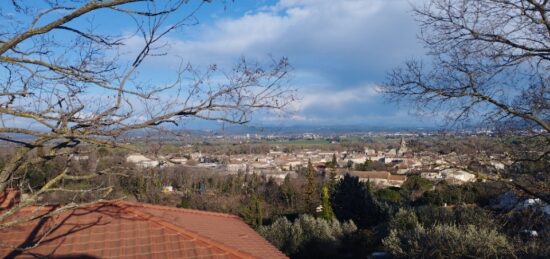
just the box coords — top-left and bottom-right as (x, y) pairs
(3, 0), (436, 130)
(134, 0), (432, 128)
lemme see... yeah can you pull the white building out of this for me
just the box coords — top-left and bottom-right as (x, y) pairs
(440, 168), (476, 183)
(421, 172), (444, 181)
(226, 163), (247, 173)
(126, 154), (160, 168)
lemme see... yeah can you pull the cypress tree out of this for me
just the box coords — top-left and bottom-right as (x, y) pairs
(304, 159), (317, 213)
(321, 185), (335, 220)
(331, 153), (338, 168)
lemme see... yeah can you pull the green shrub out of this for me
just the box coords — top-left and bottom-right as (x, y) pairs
(401, 175), (433, 201)
(383, 209), (514, 258)
(375, 188), (402, 203)
(258, 214), (357, 256)
(414, 205), (494, 228)
(420, 183), (477, 206)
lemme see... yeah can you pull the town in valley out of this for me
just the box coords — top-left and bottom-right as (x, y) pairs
(1, 1), (549, 258)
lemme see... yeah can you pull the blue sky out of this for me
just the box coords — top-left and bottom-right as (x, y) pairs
(171, 0), (432, 128)
(3, 0), (437, 130)
(133, 0), (434, 128)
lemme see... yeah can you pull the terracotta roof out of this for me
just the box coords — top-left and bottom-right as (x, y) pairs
(0, 200), (287, 259)
(0, 189), (20, 209)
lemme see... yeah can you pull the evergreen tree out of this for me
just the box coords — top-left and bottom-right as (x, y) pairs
(321, 185), (335, 220)
(363, 158), (371, 169)
(331, 174), (384, 228)
(241, 195), (263, 228)
(328, 169), (337, 190)
(304, 159), (317, 213)
(346, 160), (353, 169)
(281, 174), (296, 208)
(331, 153), (338, 168)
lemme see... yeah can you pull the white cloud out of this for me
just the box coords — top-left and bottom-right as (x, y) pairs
(126, 0), (420, 71)
(296, 84), (380, 110)
(121, 0), (426, 125)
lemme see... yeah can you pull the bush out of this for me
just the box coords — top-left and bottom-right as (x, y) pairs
(258, 214), (357, 256)
(419, 183), (477, 206)
(383, 209), (514, 258)
(375, 187), (402, 203)
(401, 175), (433, 201)
(414, 205), (494, 228)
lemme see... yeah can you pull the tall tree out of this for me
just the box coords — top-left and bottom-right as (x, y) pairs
(381, 0), (550, 202)
(330, 153), (338, 168)
(331, 174), (384, 228)
(321, 185), (334, 220)
(383, 0), (549, 134)
(328, 169), (337, 191)
(240, 195), (263, 229)
(281, 174), (296, 208)
(304, 159), (317, 213)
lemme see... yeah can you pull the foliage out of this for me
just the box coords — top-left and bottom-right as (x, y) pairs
(281, 174), (298, 208)
(400, 175), (432, 201)
(258, 214), (357, 257)
(331, 174), (385, 228)
(346, 160), (353, 169)
(304, 159), (317, 213)
(414, 205), (494, 229)
(325, 153), (338, 168)
(240, 195), (263, 228)
(383, 209), (514, 258)
(24, 161), (59, 191)
(321, 185), (334, 220)
(419, 182), (478, 206)
(355, 159), (386, 171)
(328, 169), (337, 191)
(387, 209), (421, 232)
(374, 187), (402, 203)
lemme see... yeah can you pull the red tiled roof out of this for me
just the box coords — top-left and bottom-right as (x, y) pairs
(0, 189), (20, 209)
(0, 200), (287, 259)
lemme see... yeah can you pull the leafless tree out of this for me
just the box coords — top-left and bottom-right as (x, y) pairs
(384, 0), (549, 132)
(381, 0), (549, 200)
(0, 0), (295, 228)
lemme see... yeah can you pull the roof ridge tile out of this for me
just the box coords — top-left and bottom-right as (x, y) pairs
(116, 200), (240, 219)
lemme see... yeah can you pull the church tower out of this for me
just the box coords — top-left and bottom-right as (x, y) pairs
(397, 137), (408, 157)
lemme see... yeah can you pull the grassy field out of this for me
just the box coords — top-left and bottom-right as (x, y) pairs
(270, 139), (332, 145)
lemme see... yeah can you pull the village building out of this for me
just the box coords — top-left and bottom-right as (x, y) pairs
(169, 157), (188, 164)
(346, 156), (368, 165)
(339, 171), (407, 188)
(263, 171), (298, 184)
(226, 163), (248, 173)
(126, 154), (160, 168)
(440, 168), (476, 183)
(420, 168), (476, 184)
(421, 171), (445, 181)
(282, 161), (303, 171)
(364, 147), (377, 156)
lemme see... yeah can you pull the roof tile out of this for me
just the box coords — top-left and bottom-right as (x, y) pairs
(0, 200), (287, 258)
